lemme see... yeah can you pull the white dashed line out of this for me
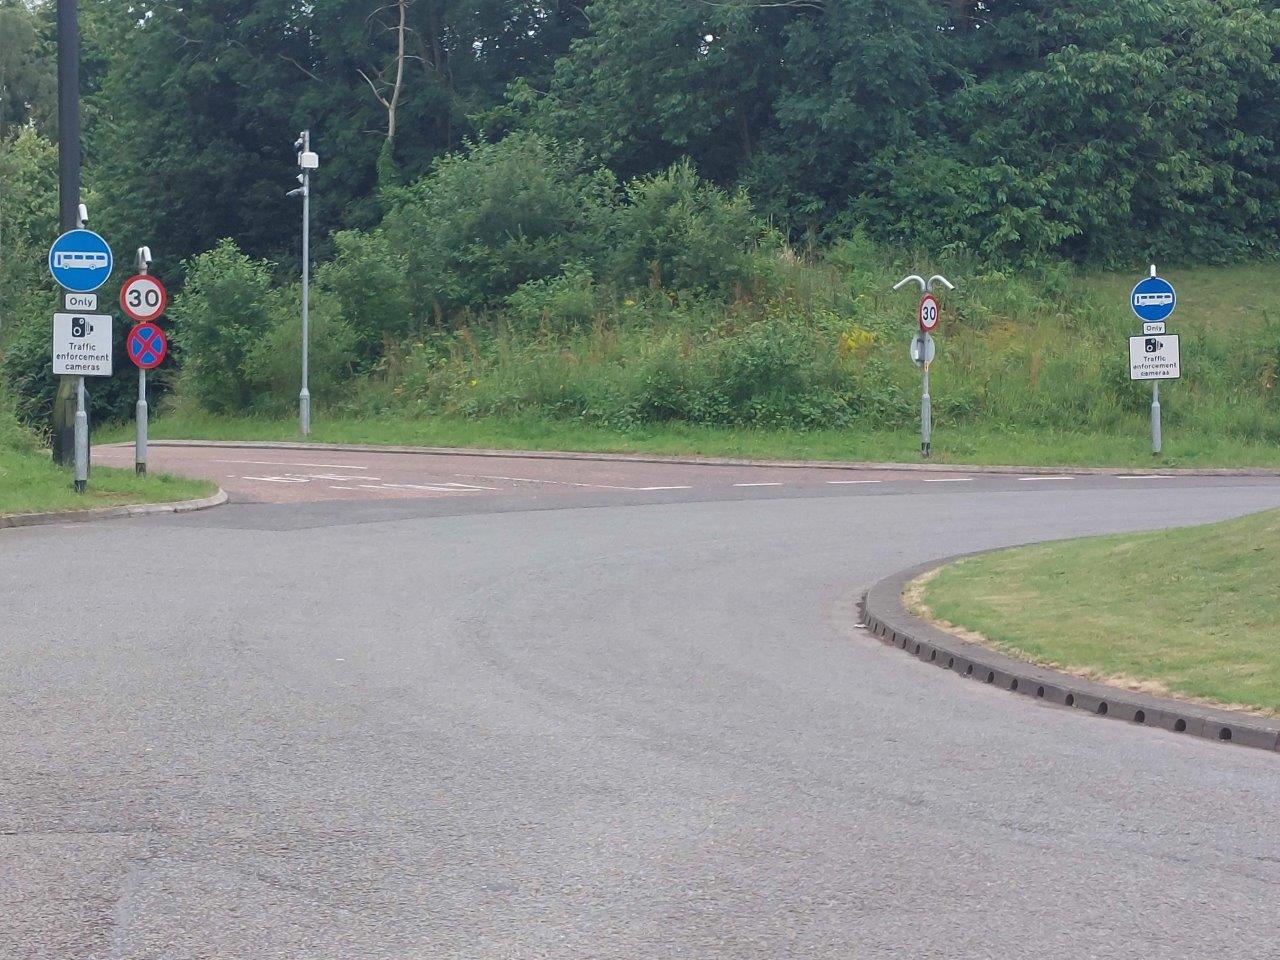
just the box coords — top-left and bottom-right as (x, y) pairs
(1117, 474), (1178, 480)
(1018, 476), (1075, 481)
(241, 475), (310, 483)
(635, 486), (693, 491)
(922, 478), (973, 483)
(215, 459), (370, 469)
(734, 482), (784, 487)
(329, 486), (358, 491)
(827, 479), (883, 485)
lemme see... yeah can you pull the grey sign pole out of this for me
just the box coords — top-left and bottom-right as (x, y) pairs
(135, 247), (151, 476)
(1147, 264), (1162, 457)
(894, 274), (955, 458)
(289, 131), (318, 436)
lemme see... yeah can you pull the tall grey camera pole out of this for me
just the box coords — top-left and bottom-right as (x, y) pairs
(288, 131), (318, 436)
(893, 273), (955, 458)
(1147, 263), (1162, 456)
(135, 247), (152, 476)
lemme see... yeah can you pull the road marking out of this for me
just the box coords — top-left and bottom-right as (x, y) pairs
(305, 473), (380, 481)
(1018, 476), (1075, 482)
(242, 475), (310, 483)
(215, 458), (369, 469)
(922, 478), (972, 483)
(1117, 474), (1178, 480)
(329, 486), (358, 491)
(734, 482), (783, 487)
(635, 485), (693, 491)
(461, 473), (640, 491)
(378, 482), (495, 492)
(827, 480), (882, 485)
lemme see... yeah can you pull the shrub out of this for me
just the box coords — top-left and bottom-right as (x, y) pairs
(242, 287), (358, 414)
(315, 229), (413, 361)
(381, 133), (619, 314)
(169, 239), (274, 413)
(609, 160), (768, 297)
(505, 264), (600, 330)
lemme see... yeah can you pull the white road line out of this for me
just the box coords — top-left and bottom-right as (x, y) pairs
(635, 485), (693, 491)
(460, 473), (636, 491)
(329, 486), (359, 491)
(1117, 474), (1178, 480)
(734, 482), (784, 487)
(306, 474), (380, 481)
(922, 478), (973, 483)
(827, 479), (882, 485)
(1018, 476), (1075, 481)
(241, 475), (310, 483)
(215, 458), (369, 469)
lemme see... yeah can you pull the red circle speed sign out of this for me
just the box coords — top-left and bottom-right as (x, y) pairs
(120, 274), (168, 323)
(919, 294), (940, 333)
(127, 322), (168, 370)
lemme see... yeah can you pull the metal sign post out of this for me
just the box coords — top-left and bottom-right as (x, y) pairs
(1130, 264), (1178, 456)
(124, 249), (158, 475)
(288, 131), (319, 436)
(894, 274), (955, 458)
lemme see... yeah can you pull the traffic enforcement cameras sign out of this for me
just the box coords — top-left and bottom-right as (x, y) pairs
(1129, 335), (1180, 381)
(53, 313), (113, 376)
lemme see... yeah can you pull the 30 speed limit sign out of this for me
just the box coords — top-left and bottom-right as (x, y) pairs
(119, 274), (168, 323)
(919, 294), (940, 333)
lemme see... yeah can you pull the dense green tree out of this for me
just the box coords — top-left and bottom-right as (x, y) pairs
(0, 0), (54, 137)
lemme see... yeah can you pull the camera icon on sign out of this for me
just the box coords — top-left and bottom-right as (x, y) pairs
(1144, 338), (1163, 354)
(70, 316), (94, 338)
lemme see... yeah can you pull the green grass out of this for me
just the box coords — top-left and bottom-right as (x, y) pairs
(0, 446), (216, 518)
(919, 509), (1280, 714)
(95, 410), (1280, 469)
(1082, 264), (1280, 335)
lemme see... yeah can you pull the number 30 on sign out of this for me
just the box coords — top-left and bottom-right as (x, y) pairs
(119, 274), (168, 324)
(919, 294), (940, 333)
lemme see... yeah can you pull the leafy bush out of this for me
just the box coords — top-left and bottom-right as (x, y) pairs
(381, 133), (619, 314)
(609, 160), (768, 296)
(505, 264), (599, 329)
(242, 287), (358, 414)
(170, 240), (275, 413)
(315, 229), (413, 361)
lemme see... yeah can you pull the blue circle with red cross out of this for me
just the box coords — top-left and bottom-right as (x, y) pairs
(127, 322), (168, 370)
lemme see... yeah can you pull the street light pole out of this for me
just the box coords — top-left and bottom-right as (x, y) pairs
(53, 0), (81, 468)
(289, 130), (318, 436)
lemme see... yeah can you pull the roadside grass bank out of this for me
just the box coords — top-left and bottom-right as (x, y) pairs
(0, 447), (217, 517)
(916, 509), (1280, 715)
(99, 411), (1280, 470)
(0, 407), (215, 518)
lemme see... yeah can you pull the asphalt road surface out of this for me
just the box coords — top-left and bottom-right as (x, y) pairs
(6, 443), (1280, 959)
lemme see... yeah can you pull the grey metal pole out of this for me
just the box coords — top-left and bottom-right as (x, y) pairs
(299, 130), (311, 436)
(74, 377), (87, 492)
(921, 364), (932, 458)
(1151, 380), (1162, 456)
(53, 0), (81, 466)
(1148, 264), (1161, 457)
(136, 368), (148, 477)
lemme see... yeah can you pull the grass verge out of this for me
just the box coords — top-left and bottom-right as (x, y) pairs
(917, 509), (1280, 715)
(0, 447), (217, 518)
(98, 411), (1280, 470)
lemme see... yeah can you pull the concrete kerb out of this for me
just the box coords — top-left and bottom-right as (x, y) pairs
(860, 555), (1280, 754)
(0, 488), (228, 531)
(139, 439), (1280, 478)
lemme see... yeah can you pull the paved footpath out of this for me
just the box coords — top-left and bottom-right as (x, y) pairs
(5, 442), (1280, 959)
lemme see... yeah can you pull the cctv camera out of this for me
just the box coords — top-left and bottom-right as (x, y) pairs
(77, 203), (89, 226)
(294, 137), (305, 152)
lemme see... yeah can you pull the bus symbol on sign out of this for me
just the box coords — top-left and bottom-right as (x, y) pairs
(1130, 276), (1177, 323)
(48, 229), (114, 293)
(53, 251), (109, 271)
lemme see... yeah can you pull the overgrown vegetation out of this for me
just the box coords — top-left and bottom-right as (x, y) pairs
(2, 0), (1279, 460)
